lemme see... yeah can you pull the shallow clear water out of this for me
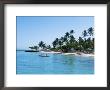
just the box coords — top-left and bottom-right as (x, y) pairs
(16, 50), (94, 74)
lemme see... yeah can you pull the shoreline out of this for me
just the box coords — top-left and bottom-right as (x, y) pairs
(39, 51), (94, 57)
(62, 53), (94, 57)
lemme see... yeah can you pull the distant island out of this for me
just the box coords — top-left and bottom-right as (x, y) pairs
(26, 27), (94, 56)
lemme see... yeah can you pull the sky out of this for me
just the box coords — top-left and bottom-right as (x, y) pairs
(16, 16), (94, 50)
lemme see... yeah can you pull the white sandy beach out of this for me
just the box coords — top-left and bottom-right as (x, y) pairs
(81, 53), (94, 57)
(40, 51), (94, 57)
(63, 53), (94, 57)
(40, 51), (62, 54)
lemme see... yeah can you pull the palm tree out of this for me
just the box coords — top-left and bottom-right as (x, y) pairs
(70, 35), (75, 42)
(63, 36), (67, 42)
(29, 46), (34, 49)
(68, 35), (75, 49)
(55, 38), (59, 42)
(42, 43), (46, 49)
(78, 37), (84, 51)
(63, 35), (68, 46)
(64, 32), (70, 45)
(60, 37), (64, 42)
(92, 38), (94, 42)
(38, 41), (44, 49)
(70, 30), (74, 35)
(33, 46), (39, 50)
(79, 37), (83, 43)
(85, 37), (93, 52)
(55, 38), (59, 47)
(65, 32), (70, 38)
(82, 30), (88, 37)
(74, 40), (78, 50)
(88, 27), (94, 36)
(29, 46), (39, 51)
(91, 38), (94, 51)
(52, 40), (57, 48)
(58, 40), (62, 49)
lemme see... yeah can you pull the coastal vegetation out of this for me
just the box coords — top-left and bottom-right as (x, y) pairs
(28, 27), (94, 54)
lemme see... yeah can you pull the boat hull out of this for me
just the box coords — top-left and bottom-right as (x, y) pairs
(25, 50), (39, 52)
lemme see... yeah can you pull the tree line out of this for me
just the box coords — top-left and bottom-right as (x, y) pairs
(29, 27), (94, 53)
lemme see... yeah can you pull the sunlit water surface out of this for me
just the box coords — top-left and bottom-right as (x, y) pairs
(16, 50), (94, 74)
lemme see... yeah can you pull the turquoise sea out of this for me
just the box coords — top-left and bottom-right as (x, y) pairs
(16, 50), (94, 74)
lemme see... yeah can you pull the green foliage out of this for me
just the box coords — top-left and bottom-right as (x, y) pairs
(29, 27), (94, 53)
(82, 30), (88, 37)
(29, 46), (39, 50)
(88, 27), (94, 36)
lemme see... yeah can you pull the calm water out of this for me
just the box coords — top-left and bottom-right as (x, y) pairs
(16, 50), (94, 74)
